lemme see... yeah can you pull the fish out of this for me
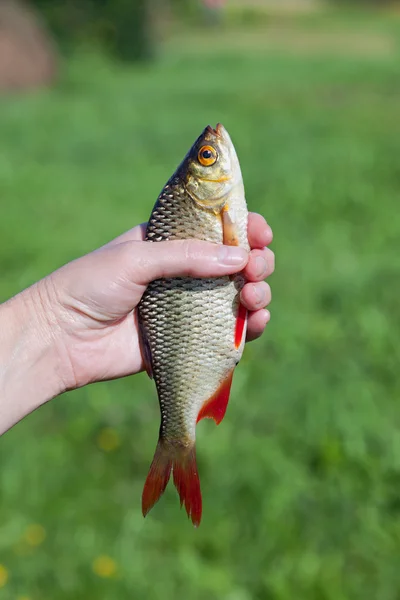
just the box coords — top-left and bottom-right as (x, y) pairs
(138, 123), (249, 527)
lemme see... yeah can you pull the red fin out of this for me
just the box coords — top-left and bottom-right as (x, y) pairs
(221, 205), (240, 246)
(173, 446), (202, 527)
(142, 441), (202, 527)
(235, 303), (247, 349)
(197, 370), (234, 425)
(142, 440), (172, 517)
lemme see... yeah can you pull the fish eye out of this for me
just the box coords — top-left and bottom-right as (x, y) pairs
(198, 145), (217, 167)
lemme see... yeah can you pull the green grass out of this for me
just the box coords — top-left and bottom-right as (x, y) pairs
(1, 11), (400, 600)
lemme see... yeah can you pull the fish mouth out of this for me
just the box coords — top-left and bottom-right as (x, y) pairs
(197, 175), (231, 184)
(206, 123), (224, 138)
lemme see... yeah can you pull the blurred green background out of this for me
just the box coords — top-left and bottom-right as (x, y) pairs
(1, 0), (400, 598)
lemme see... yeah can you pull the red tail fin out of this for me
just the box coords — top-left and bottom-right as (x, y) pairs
(142, 440), (202, 527)
(173, 446), (202, 527)
(142, 440), (172, 518)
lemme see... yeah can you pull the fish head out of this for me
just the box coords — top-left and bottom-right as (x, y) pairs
(180, 123), (243, 211)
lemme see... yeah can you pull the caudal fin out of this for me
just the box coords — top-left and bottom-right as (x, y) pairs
(172, 446), (202, 527)
(142, 440), (172, 517)
(142, 440), (202, 527)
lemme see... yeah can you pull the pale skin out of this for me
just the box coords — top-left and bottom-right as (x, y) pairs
(0, 212), (274, 436)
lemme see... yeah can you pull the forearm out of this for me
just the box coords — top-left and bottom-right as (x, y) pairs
(0, 282), (65, 435)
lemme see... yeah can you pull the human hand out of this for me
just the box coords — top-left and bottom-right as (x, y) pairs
(42, 212), (273, 390)
(0, 213), (273, 433)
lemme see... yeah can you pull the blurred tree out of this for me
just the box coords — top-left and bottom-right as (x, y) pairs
(103, 0), (159, 62)
(169, 0), (201, 19)
(202, 0), (225, 26)
(30, 0), (166, 61)
(0, 0), (202, 92)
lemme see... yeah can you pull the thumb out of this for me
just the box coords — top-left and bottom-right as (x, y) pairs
(123, 239), (248, 285)
(47, 238), (249, 324)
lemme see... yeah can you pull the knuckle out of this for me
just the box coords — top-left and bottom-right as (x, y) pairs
(181, 239), (194, 262)
(181, 240), (196, 276)
(180, 239), (204, 277)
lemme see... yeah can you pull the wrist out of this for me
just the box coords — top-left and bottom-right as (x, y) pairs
(0, 280), (66, 434)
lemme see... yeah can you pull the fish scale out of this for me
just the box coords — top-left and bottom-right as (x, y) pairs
(140, 275), (242, 437)
(138, 123), (249, 526)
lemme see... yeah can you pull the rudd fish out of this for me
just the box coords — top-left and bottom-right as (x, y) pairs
(138, 123), (249, 527)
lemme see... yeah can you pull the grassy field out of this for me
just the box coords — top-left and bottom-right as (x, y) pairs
(1, 8), (400, 600)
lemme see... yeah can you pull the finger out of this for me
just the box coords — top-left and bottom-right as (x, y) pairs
(246, 309), (270, 342)
(247, 213), (273, 249)
(243, 247), (275, 282)
(240, 281), (271, 312)
(103, 223), (147, 248)
(121, 239), (249, 285)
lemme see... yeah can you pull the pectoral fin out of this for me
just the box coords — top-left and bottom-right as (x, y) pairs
(235, 303), (247, 349)
(221, 205), (240, 246)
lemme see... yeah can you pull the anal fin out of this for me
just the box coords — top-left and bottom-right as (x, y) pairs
(197, 370), (234, 425)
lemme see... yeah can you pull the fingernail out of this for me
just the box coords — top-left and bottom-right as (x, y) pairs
(253, 284), (265, 304)
(255, 255), (267, 277)
(265, 225), (273, 242)
(217, 245), (248, 266)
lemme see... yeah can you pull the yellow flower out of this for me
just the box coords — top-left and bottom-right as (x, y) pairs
(0, 564), (8, 587)
(97, 428), (120, 452)
(92, 555), (118, 578)
(17, 596), (31, 600)
(24, 524), (46, 547)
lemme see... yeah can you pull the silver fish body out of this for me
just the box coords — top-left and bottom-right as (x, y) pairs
(138, 124), (248, 526)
